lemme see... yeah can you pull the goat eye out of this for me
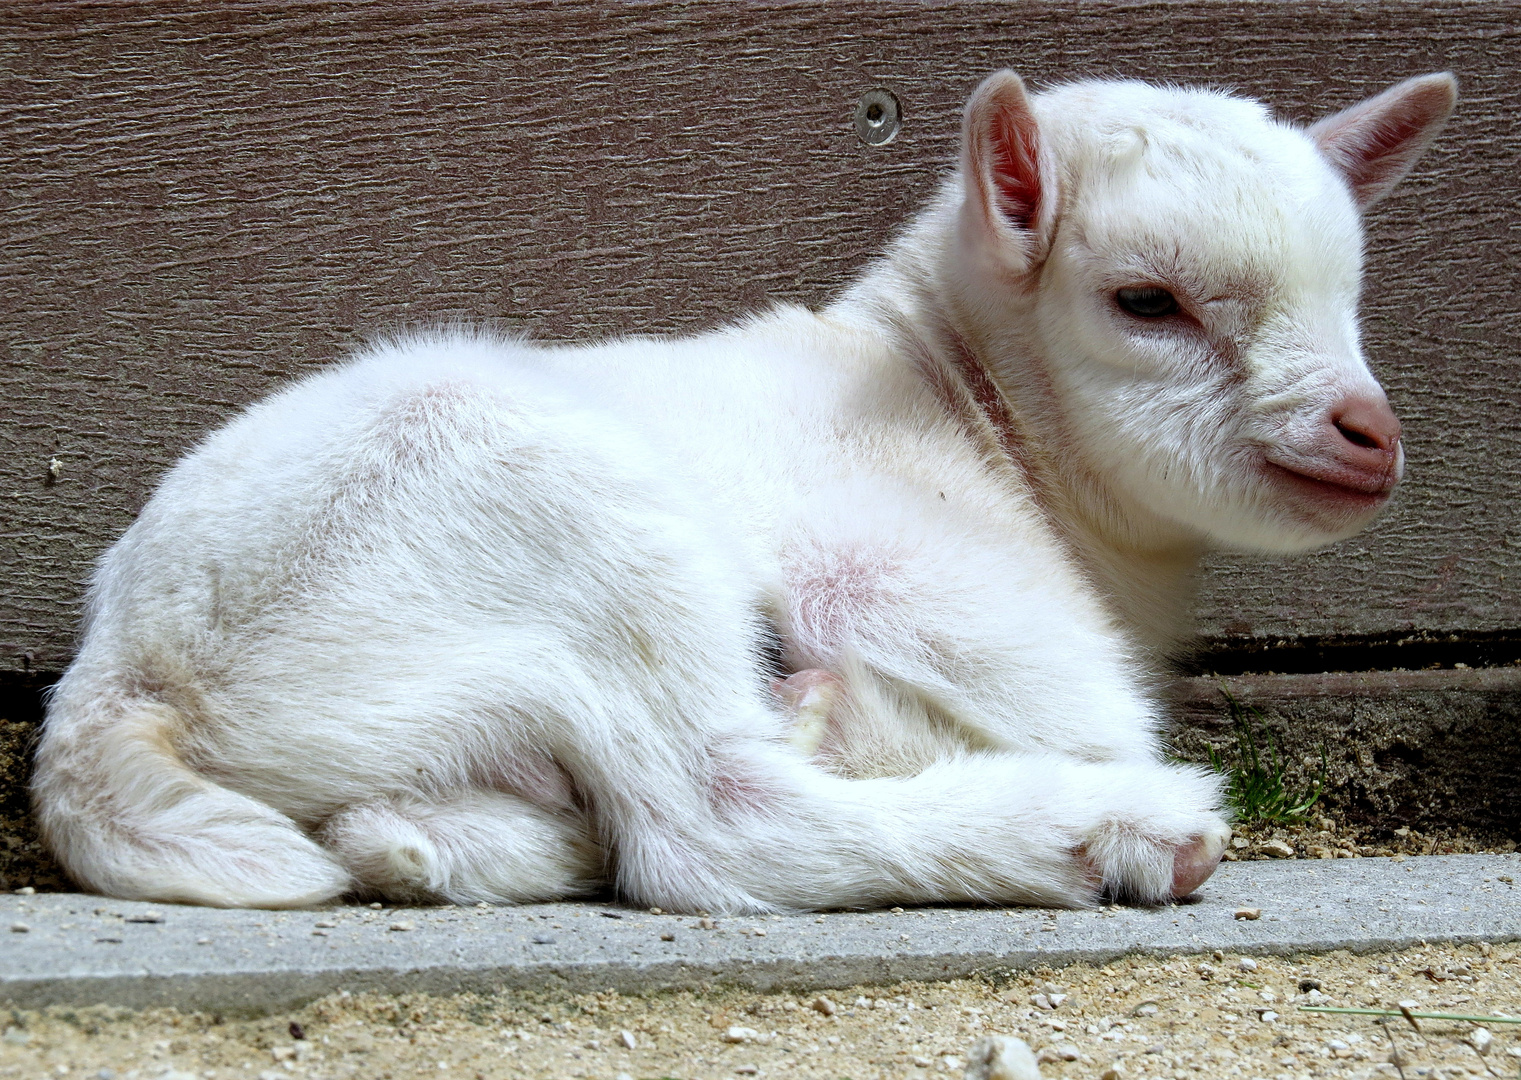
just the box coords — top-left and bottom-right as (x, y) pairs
(1115, 287), (1179, 318)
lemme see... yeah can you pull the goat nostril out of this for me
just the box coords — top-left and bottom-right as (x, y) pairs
(1330, 396), (1401, 455)
(1335, 419), (1383, 450)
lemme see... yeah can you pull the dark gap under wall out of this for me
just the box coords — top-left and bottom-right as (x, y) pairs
(5, 631), (1521, 716)
(1177, 630), (1521, 677)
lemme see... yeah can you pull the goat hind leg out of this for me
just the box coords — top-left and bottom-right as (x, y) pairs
(319, 790), (600, 905)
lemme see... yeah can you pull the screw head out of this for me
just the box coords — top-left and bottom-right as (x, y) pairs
(854, 88), (901, 146)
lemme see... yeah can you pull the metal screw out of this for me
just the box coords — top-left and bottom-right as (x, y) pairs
(854, 88), (901, 146)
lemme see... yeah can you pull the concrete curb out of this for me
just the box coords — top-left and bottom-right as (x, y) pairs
(3, 854), (1518, 1016)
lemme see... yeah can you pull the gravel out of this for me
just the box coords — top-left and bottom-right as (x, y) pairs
(0, 941), (1517, 1079)
(1226, 815), (1516, 863)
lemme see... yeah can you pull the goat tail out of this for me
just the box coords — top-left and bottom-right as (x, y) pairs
(32, 684), (350, 908)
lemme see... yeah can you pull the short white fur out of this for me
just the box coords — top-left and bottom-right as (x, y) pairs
(33, 70), (1456, 912)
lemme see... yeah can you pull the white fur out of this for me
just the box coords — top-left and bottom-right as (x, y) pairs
(33, 71), (1455, 912)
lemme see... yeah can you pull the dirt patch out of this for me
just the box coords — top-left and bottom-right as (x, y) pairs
(1227, 815), (1517, 864)
(0, 717), (68, 892)
(2, 942), (1517, 1079)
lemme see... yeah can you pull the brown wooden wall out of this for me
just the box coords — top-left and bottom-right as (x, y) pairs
(2, 0), (1518, 673)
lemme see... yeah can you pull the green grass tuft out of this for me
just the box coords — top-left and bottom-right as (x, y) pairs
(1208, 691), (1327, 824)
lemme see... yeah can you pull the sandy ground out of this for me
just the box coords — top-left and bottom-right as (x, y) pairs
(2, 940), (1517, 1080)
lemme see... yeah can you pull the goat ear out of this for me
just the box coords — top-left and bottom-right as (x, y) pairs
(961, 70), (1056, 274)
(1309, 73), (1458, 209)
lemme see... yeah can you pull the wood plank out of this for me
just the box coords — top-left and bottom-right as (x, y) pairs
(2, 1), (1517, 670)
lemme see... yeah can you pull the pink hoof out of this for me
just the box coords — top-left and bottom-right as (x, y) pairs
(769, 669), (842, 755)
(770, 669), (842, 712)
(1171, 832), (1228, 898)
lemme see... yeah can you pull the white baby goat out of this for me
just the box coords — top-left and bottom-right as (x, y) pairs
(34, 70), (1456, 913)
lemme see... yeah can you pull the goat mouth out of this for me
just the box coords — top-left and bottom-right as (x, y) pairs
(1264, 459), (1396, 510)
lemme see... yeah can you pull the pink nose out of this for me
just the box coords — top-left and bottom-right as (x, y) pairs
(1269, 391), (1403, 498)
(1329, 394), (1401, 474)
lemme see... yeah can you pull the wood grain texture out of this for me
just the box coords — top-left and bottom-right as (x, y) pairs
(2, 1), (1518, 671)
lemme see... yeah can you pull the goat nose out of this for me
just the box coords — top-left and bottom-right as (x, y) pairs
(1330, 393), (1401, 454)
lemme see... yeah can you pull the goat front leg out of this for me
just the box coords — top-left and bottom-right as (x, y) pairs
(771, 483), (1230, 896)
(768, 671), (1226, 901)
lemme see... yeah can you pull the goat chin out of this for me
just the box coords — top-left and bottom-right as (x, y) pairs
(34, 69), (1455, 912)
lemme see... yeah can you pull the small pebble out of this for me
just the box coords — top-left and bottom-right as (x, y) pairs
(1261, 839), (1296, 858)
(1238, 957), (1258, 971)
(734, 1066), (759, 1076)
(9, 922), (29, 933)
(724, 1026), (761, 1043)
(14, 887), (34, 895)
(660, 931), (676, 941)
(1259, 1010), (1279, 1023)
(389, 921), (415, 932)
(1131, 1003), (1158, 1017)
(1036, 1044), (1080, 1064)
(124, 910), (164, 923)
(810, 996), (837, 1016)
(1099, 1066), (1126, 1080)
(1234, 908), (1262, 921)
(619, 1029), (637, 1049)
(531, 935), (556, 945)
(1471, 1028), (1493, 1054)
(964, 1035), (1042, 1080)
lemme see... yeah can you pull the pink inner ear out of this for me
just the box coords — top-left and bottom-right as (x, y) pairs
(1319, 107), (1428, 198)
(991, 108), (1043, 231)
(1312, 75), (1456, 207)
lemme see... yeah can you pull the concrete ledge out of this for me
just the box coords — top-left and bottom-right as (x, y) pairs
(2, 854), (1517, 1016)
